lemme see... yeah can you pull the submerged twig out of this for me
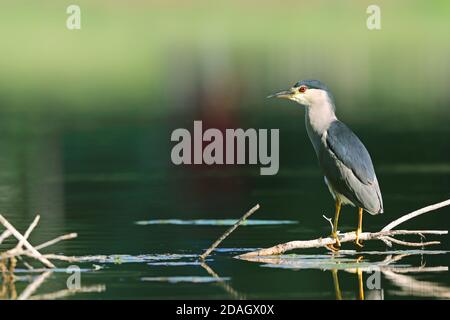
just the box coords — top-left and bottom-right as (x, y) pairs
(237, 199), (450, 258)
(199, 204), (260, 261)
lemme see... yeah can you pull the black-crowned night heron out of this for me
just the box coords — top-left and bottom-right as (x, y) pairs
(269, 80), (383, 251)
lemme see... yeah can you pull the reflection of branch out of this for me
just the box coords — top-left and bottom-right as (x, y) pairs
(237, 199), (449, 258)
(17, 271), (52, 300)
(1, 259), (106, 300)
(0, 259), (17, 299)
(29, 285), (106, 300)
(384, 266), (447, 273)
(0, 216), (106, 300)
(238, 252), (448, 275)
(239, 247), (450, 300)
(384, 270), (450, 299)
(344, 265), (448, 274)
(200, 262), (246, 300)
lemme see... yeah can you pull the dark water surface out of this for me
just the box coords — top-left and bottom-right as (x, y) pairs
(0, 111), (449, 300)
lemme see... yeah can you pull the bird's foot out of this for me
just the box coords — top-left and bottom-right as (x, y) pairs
(326, 244), (340, 252)
(327, 232), (341, 252)
(355, 230), (363, 248)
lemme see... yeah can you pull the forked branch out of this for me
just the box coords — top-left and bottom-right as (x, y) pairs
(236, 199), (450, 259)
(0, 214), (78, 268)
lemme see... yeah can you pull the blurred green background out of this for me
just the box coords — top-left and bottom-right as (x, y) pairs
(0, 0), (449, 299)
(1, 0), (449, 123)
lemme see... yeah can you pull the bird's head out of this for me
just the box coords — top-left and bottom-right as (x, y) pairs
(268, 79), (334, 108)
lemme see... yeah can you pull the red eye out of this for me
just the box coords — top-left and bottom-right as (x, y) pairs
(299, 85), (307, 93)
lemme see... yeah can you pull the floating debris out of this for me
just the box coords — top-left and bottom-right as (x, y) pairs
(75, 253), (198, 264)
(141, 276), (230, 284)
(135, 219), (298, 226)
(148, 261), (202, 266)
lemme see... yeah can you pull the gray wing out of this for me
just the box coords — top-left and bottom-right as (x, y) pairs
(326, 121), (375, 185)
(320, 120), (383, 214)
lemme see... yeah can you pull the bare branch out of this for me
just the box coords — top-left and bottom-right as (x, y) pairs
(199, 204), (260, 261)
(35, 233), (78, 251)
(0, 216), (78, 268)
(382, 236), (440, 247)
(0, 230), (12, 244)
(29, 285), (106, 300)
(41, 254), (82, 262)
(0, 215), (55, 268)
(237, 229), (447, 258)
(382, 199), (450, 231)
(17, 271), (52, 300)
(236, 199), (450, 258)
(14, 215), (40, 251)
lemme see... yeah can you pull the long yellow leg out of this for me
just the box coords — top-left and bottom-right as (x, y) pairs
(327, 199), (342, 251)
(355, 208), (363, 248)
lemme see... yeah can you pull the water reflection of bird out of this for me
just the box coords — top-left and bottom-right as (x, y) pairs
(269, 80), (383, 251)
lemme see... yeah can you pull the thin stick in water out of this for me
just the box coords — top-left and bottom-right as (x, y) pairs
(14, 215), (40, 251)
(0, 230), (12, 244)
(199, 204), (260, 261)
(35, 233), (78, 250)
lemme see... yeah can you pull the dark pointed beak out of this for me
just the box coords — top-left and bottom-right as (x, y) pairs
(267, 89), (293, 99)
